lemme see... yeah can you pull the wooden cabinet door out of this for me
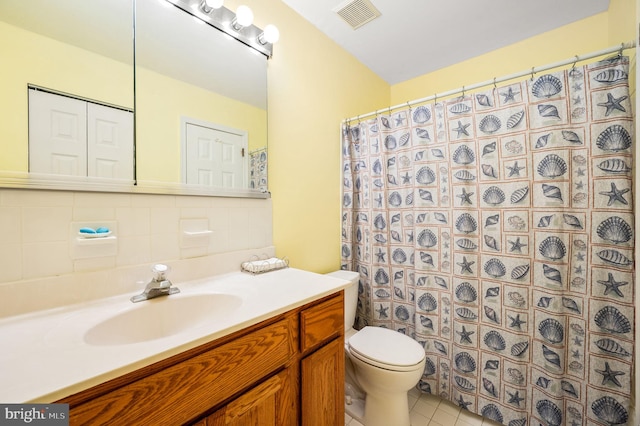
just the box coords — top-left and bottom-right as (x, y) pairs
(205, 370), (287, 426)
(300, 338), (344, 426)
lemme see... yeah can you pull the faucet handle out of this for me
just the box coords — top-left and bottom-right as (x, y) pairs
(152, 263), (170, 281)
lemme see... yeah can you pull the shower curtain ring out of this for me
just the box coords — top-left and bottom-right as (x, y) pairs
(619, 42), (624, 58)
(530, 67), (535, 81)
(493, 77), (497, 90)
(572, 55), (579, 70)
(434, 93), (437, 104)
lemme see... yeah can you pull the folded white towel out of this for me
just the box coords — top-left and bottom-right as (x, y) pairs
(241, 257), (288, 273)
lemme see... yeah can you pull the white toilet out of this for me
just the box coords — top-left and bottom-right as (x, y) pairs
(327, 270), (426, 426)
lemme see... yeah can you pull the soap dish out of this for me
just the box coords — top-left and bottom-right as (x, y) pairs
(78, 231), (112, 239)
(241, 256), (289, 275)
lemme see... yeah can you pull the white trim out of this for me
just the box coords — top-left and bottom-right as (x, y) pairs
(0, 170), (269, 198)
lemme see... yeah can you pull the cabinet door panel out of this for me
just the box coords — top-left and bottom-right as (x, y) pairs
(29, 89), (87, 176)
(70, 320), (290, 425)
(301, 338), (344, 426)
(299, 294), (343, 353)
(87, 103), (133, 180)
(206, 370), (285, 426)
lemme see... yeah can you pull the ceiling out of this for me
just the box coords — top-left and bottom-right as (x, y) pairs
(282, 0), (611, 85)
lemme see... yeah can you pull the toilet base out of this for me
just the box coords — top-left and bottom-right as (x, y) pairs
(363, 392), (411, 426)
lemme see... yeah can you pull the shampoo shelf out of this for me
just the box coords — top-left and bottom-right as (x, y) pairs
(241, 256), (289, 275)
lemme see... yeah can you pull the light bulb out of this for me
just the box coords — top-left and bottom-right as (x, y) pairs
(205, 0), (223, 8)
(258, 24), (280, 44)
(235, 5), (253, 27)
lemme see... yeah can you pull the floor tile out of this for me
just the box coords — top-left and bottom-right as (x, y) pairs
(342, 390), (500, 426)
(437, 398), (462, 417)
(457, 409), (484, 425)
(409, 395), (419, 410)
(430, 407), (458, 425)
(412, 399), (438, 419)
(409, 411), (430, 426)
(418, 393), (442, 408)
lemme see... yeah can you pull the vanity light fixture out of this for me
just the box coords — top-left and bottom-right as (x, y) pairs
(170, 0), (278, 57)
(257, 24), (280, 45)
(199, 0), (223, 14)
(230, 5), (254, 31)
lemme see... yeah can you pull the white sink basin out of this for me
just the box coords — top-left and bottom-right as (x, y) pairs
(84, 293), (242, 346)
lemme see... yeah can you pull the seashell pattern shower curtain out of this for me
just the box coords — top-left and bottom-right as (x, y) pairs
(341, 57), (634, 425)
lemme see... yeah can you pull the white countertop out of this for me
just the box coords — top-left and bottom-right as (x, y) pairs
(0, 268), (350, 403)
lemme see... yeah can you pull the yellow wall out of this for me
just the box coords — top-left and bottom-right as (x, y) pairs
(608, 0), (637, 99)
(136, 68), (267, 183)
(257, 0), (635, 273)
(0, 21), (133, 172)
(391, 13), (610, 104)
(391, 0), (636, 105)
(226, 0), (390, 272)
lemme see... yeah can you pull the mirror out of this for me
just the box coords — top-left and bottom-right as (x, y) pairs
(0, 0), (268, 196)
(135, 0), (268, 193)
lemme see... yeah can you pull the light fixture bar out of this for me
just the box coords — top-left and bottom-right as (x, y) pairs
(169, 0), (275, 57)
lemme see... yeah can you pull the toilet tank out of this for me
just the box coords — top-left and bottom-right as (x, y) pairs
(326, 270), (360, 332)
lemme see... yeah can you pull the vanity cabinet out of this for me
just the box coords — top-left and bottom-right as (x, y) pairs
(58, 291), (344, 425)
(299, 295), (345, 426)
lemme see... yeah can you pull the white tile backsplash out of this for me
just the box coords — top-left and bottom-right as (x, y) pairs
(23, 241), (73, 278)
(72, 206), (116, 221)
(0, 243), (22, 282)
(0, 207), (21, 242)
(22, 206), (72, 242)
(150, 207), (181, 234)
(1, 189), (74, 206)
(0, 188), (273, 317)
(116, 207), (151, 236)
(73, 192), (132, 208)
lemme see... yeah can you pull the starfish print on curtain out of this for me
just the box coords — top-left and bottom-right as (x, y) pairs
(341, 56), (634, 425)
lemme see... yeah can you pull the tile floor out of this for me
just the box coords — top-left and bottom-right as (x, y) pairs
(344, 387), (502, 426)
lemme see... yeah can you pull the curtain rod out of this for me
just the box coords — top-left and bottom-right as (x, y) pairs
(343, 40), (636, 124)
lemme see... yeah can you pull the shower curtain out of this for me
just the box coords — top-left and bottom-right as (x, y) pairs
(341, 57), (634, 425)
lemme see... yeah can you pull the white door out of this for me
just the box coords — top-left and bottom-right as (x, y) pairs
(87, 103), (134, 180)
(29, 90), (87, 176)
(184, 123), (246, 188)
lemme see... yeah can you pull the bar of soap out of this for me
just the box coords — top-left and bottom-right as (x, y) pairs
(96, 227), (110, 233)
(79, 227), (96, 234)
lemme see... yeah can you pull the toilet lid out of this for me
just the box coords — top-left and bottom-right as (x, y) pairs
(348, 326), (425, 368)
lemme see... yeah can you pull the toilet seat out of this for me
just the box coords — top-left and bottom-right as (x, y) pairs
(348, 326), (425, 372)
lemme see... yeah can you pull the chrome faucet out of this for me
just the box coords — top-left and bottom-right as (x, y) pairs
(131, 264), (180, 303)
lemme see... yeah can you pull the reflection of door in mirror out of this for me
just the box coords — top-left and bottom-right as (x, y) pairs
(182, 119), (247, 189)
(135, 0), (267, 192)
(28, 88), (134, 180)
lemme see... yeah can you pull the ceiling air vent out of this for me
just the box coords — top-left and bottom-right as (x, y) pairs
(333, 0), (381, 30)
